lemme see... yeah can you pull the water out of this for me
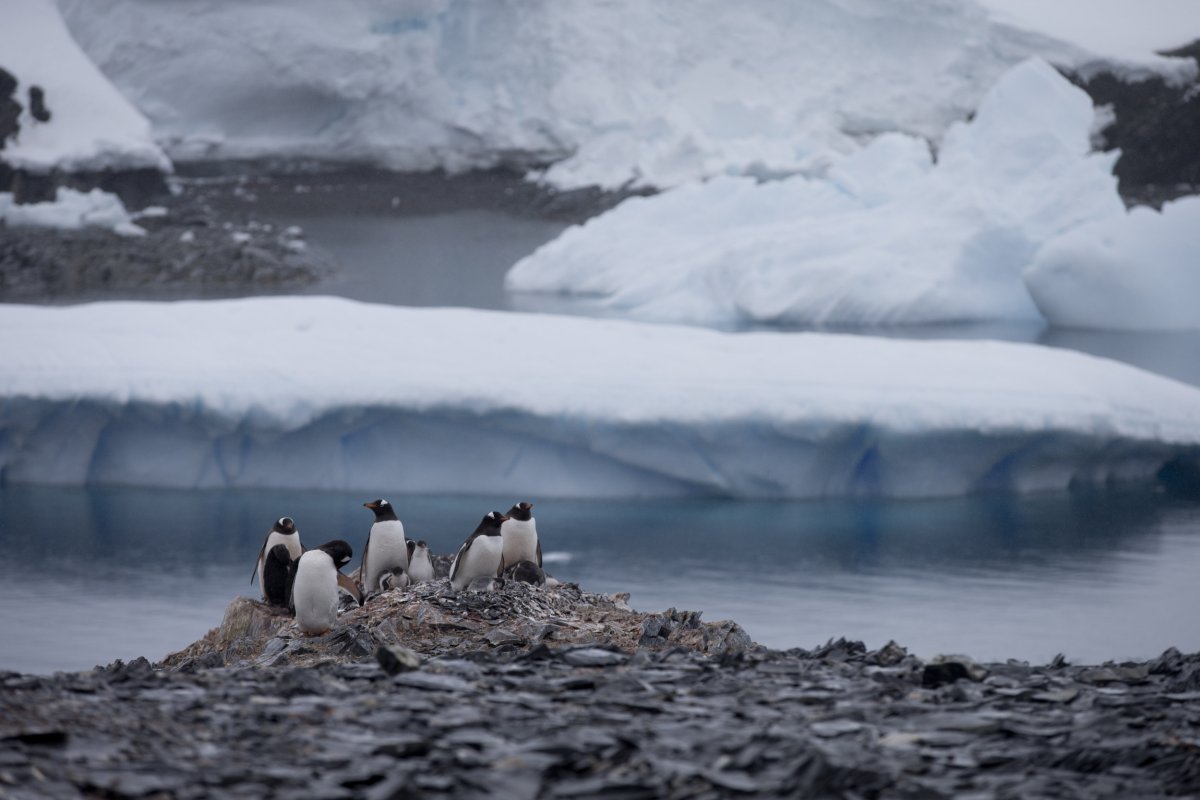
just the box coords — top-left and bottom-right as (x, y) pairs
(2, 485), (1198, 674)
(4, 173), (1200, 673)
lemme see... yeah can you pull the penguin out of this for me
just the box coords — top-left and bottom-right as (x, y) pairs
(262, 544), (297, 607)
(504, 560), (546, 586)
(292, 540), (353, 635)
(360, 499), (408, 595)
(448, 512), (507, 591)
(406, 540), (436, 584)
(252, 517), (302, 601)
(501, 501), (541, 568)
(379, 567), (409, 592)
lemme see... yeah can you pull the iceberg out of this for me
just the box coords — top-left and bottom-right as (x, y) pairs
(1025, 196), (1200, 331)
(54, 0), (1160, 191)
(506, 59), (1127, 327)
(1, 297), (1198, 499)
(0, 0), (169, 174)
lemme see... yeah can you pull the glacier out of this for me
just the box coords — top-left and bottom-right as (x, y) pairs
(2, 297), (1198, 499)
(53, 0), (1196, 191)
(0, 0), (169, 174)
(507, 59), (1134, 328)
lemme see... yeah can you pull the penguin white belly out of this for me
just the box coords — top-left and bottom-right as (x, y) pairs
(258, 531), (302, 591)
(501, 520), (539, 566)
(364, 521), (408, 592)
(408, 550), (435, 583)
(451, 536), (503, 590)
(293, 551), (338, 634)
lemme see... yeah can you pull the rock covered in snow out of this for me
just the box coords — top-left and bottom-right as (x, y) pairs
(0, 0), (169, 176)
(507, 59), (1126, 327)
(0, 187), (144, 235)
(1, 296), (1199, 498)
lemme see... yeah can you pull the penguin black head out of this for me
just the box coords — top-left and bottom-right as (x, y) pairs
(506, 501), (534, 522)
(506, 560), (546, 586)
(416, 539), (428, 548)
(317, 540), (354, 570)
(273, 517), (297, 535)
(363, 499), (399, 522)
(474, 511), (509, 535)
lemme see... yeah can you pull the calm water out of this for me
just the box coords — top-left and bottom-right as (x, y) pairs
(3, 175), (1199, 673)
(1, 485), (1198, 674)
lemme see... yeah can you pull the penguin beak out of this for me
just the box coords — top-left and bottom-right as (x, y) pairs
(363, 501), (376, 509)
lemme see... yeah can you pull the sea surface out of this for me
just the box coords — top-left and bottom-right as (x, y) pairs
(2, 175), (1199, 673)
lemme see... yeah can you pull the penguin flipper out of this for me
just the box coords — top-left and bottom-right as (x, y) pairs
(536, 540), (543, 568)
(496, 554), (506, 578)
(360, 535), (371, 588)
(448, 534), (475, 584)
(251, 535), (269, 585)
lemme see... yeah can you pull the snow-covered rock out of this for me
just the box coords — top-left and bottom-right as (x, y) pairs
(1024, 196), (1200, 331)
(506, 59), (1126, 327)
(0, 187), (145, 235)
(1, 297), (1198, 498)
(0, 0), (169, 174)
(56, 0), (1176, 191)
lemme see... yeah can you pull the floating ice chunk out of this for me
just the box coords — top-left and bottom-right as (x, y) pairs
(1025, 196), (1200, 331)
(0, 297), (1197, 498)
(507, 60), (1125, 327)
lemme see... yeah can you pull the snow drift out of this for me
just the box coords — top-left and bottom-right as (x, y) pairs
(507, 59), (1130, 327)
(1, 297), (1198, 499)
(55, 0), (1182, 191)
(0, 187), (144, 235)
(0, 0), (169, 174)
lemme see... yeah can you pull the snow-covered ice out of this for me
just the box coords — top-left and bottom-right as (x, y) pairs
(0, 0), (169, 174)
(1025, 196), (1200, 331)
(1, 297), (1198, 499)
(507, 60), (1128, 328)
(0, 188), (145, 235)
(55, 0), (1195, 191)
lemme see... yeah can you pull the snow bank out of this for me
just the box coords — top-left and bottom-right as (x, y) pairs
(0, 187), (144, 235)
(1024, 196), (1200, 331)
(0, 0), (169, 174)
(54, 0), (1141, 191)
(507, 60), (1126, 327)
(1, 297), (1198, 498)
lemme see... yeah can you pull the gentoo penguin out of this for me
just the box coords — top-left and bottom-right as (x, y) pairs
(504, 560), (546, 586)
(262, 544), (297, 607)
(501, 502), (541, 567)
(292, 540), (353, 635)
(449, 512), (507, 591)
(406, 540), (436, 584)
(361, 499), (408, 594)
(252, 517), (302, 601)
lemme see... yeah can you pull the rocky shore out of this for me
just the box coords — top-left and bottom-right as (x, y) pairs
(2, 580), (1199, 798)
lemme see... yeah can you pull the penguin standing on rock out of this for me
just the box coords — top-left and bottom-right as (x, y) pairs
(293, 540), (354, 635)
(361, 499), (408, 594)
(262, 544), (297, 608)
(252, 517), (302, 601)
(501, 501), (541, 567)
(449, 512), (507, 591)
(406, 540), (436, 584)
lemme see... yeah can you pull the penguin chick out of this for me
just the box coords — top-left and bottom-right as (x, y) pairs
(293, 540), (353, 635)
(252, 517), (302, 600)
(501, 501), (541, 567)
(449, 512), (507, 591)
(406, 540), (436, 584)
(360, 499), (408, 599)
(504, 559), (546, 586)
(379, 567), (409, 592)
(262, 544), (297, 607)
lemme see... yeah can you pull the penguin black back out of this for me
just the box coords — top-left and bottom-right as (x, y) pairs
(262, 544), (296, 608)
